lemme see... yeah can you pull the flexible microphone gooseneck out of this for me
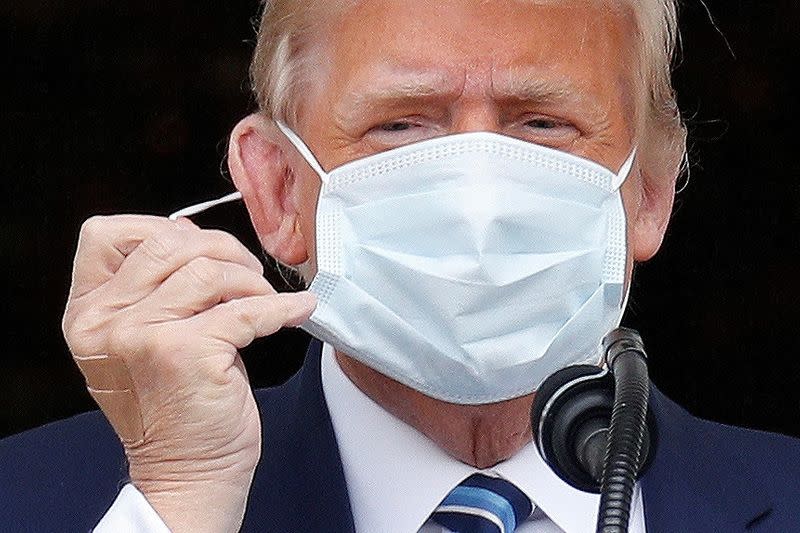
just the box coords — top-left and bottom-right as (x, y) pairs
(530, 327), (652, 533)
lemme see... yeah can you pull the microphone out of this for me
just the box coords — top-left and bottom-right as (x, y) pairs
(530, 327), (653, 533)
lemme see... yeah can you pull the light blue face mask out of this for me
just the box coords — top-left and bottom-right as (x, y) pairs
(172, 125), (635, 405)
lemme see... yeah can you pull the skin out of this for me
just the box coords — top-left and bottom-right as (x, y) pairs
(63, 1), (680, 531)
(231, 0), (678, 467)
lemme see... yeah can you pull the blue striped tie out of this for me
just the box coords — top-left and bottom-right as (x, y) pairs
(431, 473), (533, 533)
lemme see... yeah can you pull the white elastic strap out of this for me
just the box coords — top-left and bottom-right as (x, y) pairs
(168, 191), (242, 220)
(620, 278), (632, 311)
(275, 120), (329, 182)
(611, 148), (637, 190)
(166, 122), (324, 221)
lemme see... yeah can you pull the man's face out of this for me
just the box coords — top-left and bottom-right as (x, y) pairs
(283, 0), (645, 273)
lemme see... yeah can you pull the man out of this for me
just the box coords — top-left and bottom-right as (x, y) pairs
(2, 0), (800, 531)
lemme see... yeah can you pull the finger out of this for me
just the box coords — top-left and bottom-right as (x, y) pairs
(100, 225), (264, 308)
(132, 258), (276, 321)
(70, 215), (181, 299)
(186, 291), (317, 349)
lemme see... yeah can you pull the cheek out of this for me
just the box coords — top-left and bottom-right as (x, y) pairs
(298, 174), (322, 271)
(619, 175), (644, 290)
(619, 172), (644, 244)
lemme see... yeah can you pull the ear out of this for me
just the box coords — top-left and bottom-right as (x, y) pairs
(628, 157), (679, 262)
(228, 114), (309, 265)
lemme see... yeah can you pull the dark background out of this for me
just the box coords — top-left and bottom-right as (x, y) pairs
(2, 1), (799, 439)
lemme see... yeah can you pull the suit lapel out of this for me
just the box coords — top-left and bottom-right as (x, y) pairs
(243, 340), (775, 532)
(242, 339), (355, 532)
(642, 387), (773, 531)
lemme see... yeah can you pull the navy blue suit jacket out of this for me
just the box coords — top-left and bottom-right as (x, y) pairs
(3, 339), (800, 532)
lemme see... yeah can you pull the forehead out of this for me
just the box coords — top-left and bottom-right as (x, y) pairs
(318, 0), (636, 99)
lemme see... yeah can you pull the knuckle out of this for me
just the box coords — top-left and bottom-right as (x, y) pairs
(63, 305), (105, 356)
(208, 229), (261, 267)
(139, 229), (183, 265)
(208, 229), (243, 252)
(63, 317), (87, 355)
(61, 302), (78, 337)
(182, 256), (221, 287)
(79, 215), (108, 241)
(106, 320), (139, 358)
(67, 332), (97, 360)
(62, 310), (82, 347)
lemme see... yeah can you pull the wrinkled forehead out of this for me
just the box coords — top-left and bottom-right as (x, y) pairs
(334, 0), (629, 13)
(330, 0), (633, 33)
(311, 1), (635, 81)
(304, 0), (638, 117)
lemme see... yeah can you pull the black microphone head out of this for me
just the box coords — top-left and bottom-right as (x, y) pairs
(602, 327), (646, 367)
(530, 364), (613, 493)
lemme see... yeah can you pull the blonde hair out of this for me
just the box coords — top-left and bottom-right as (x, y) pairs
(250, 0), (686, 173)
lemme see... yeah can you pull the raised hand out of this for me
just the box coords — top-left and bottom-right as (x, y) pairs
(62, 215), (316, 532)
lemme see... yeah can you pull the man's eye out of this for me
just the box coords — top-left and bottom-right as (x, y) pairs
(378, 121), (414, 132)
(365, 119), (435, 148)
(525, 118), (561, 129)
(514, 115), (580, 148)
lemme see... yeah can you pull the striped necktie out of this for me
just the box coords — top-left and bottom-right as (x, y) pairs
(431, 473), (534, 533)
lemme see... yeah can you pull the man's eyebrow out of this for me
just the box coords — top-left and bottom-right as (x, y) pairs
(344, 72), (461, 108)
(347, 84), (449, 108)
(492, 72), (608, 121)
(333, 65), (463, 120)
(492, 73), (584, 105)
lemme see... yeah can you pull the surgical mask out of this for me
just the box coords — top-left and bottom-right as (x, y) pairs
(171, 125), (635, 405)
(280, 123), (635, 405)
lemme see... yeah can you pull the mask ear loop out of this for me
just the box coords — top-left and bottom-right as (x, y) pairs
(274, 121), (329, 183)
(168, 121), (328, 220)
(609, 148), (636, 312)
(168, 191), (243, 221)
(611, 149), (637, 191)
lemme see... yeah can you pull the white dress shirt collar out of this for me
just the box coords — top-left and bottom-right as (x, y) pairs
(320, 343), (645, 532)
